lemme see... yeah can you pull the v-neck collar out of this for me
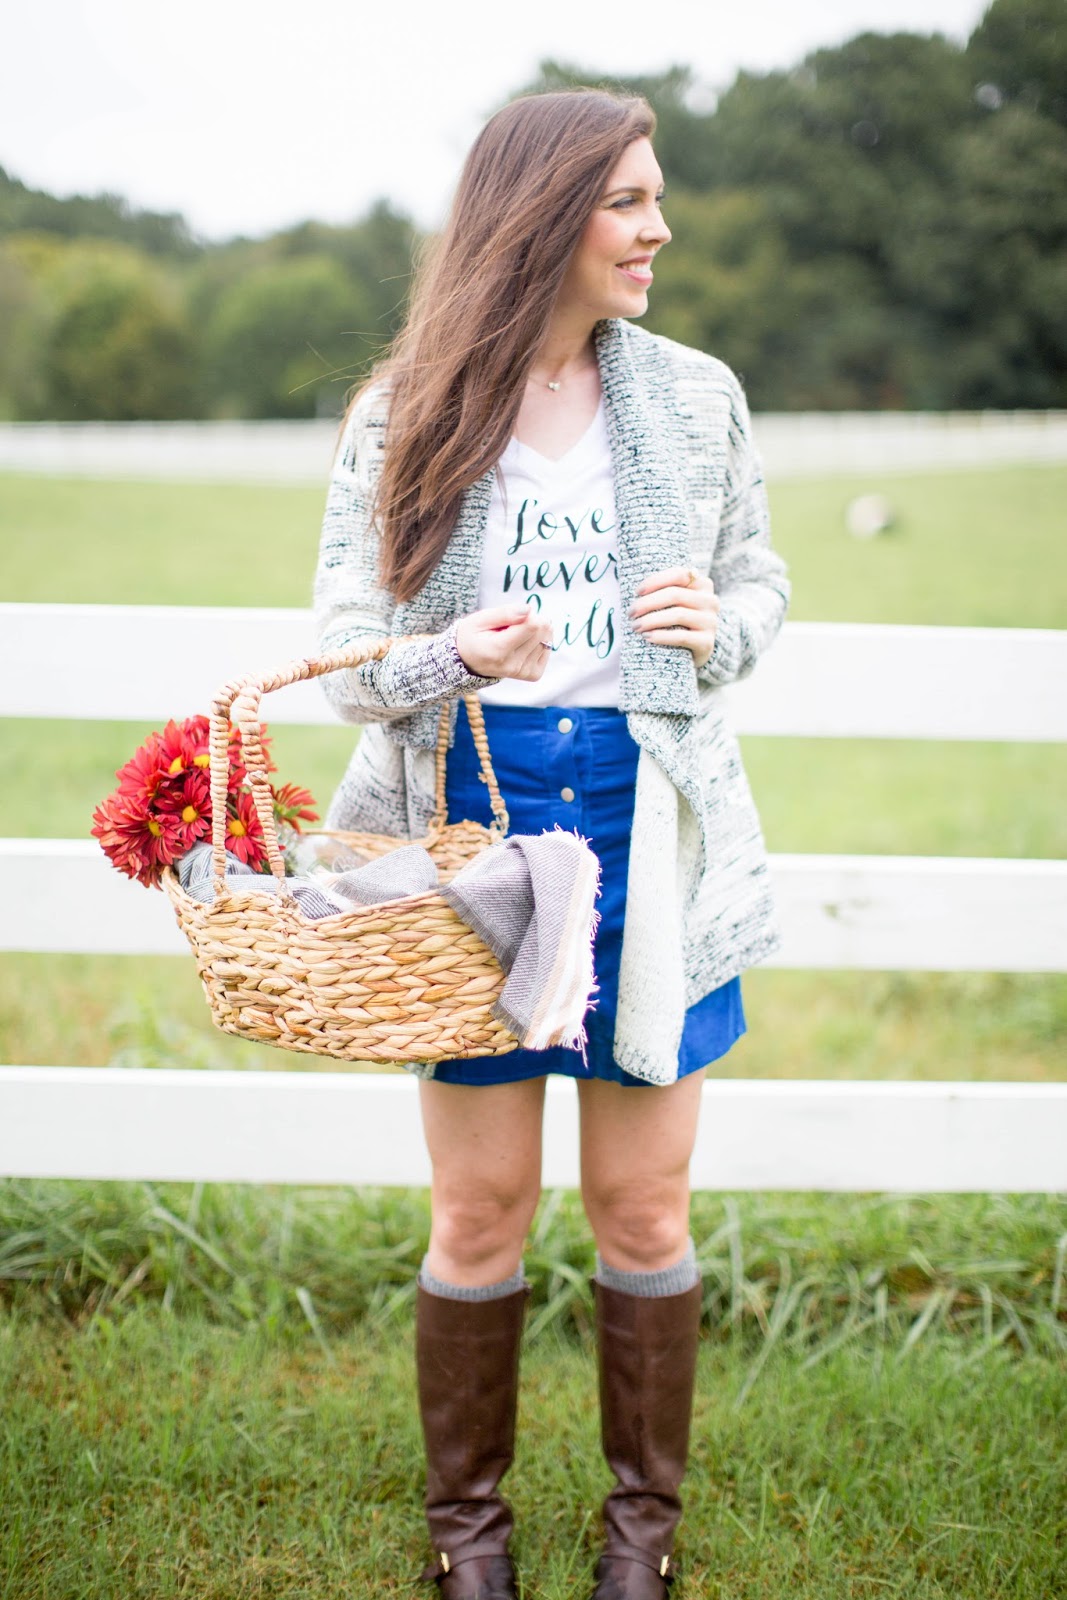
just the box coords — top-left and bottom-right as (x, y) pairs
(508, 397), (605, 473)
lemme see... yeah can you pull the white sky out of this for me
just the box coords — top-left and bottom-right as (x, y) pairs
(4, 0), (991, 241)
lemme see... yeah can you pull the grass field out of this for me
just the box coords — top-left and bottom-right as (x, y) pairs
(2, 463), (1064, 623)
(2, 1305), (1064, 1599)
(1, 1182), (1065, 1596)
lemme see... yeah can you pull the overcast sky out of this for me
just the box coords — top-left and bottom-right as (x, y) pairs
(4, 0), (992, 241)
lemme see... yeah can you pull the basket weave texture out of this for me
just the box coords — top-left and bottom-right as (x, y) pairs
(162, 639), (519, 1064)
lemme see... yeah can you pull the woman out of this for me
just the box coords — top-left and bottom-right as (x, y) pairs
(314, 89), (789, 1600)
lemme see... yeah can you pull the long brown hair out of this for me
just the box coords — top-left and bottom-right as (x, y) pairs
(348, 88), (655, 601)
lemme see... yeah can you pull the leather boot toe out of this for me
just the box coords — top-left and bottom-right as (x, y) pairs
(427, 1551), (519, 1599)
(589, 1552), (674, 1598)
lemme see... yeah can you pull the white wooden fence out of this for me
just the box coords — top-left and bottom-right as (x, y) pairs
(1, 604), (1065, 1192)
(2, 411), (1066, 484)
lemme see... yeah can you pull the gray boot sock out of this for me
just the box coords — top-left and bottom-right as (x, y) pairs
(594, 1236), (700, 1297)
(418, 1255), (528, 1301)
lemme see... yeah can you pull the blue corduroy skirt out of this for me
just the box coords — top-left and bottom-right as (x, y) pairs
(431, 701), (746, 1088)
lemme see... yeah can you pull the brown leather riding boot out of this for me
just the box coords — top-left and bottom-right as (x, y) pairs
(416, 1282), (530, 1599)
(590, 1278), (703, 1599)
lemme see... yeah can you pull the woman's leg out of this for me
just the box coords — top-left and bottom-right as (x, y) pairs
(577, 1072), (706, 1600)
(577, 1070), (704, 1271)
(415, 1076), (546, 1599)
(420, 1075), (546, 1284)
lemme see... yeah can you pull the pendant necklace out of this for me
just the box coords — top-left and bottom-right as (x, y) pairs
(534, 357), (597, 393)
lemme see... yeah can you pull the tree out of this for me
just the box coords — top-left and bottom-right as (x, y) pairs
(0, 164), (200, 257)
(706, 33), (978, 263)
(271, 200), (417, 346)
(921, 104), (1067, 405)
(204, 255), (371, 418)
(36, 242), (197, 419)
(967, 0), (1067, 126)
(0, 238), (52, 417)
(522, 62), (720, 191)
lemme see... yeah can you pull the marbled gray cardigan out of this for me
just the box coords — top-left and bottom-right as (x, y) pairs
(313, 316), (790, 1084)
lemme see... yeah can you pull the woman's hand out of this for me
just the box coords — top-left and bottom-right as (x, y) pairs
(455, 606), (554, 681)
(629, 566), (721, 669)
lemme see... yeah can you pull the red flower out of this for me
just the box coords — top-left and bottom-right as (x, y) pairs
(157, 716), (212, 783)
(225, 791), (269, 871)
(271, 782), (319, 832)
(94, 715), (316, 889)
(156, 771), (212, 853)
(115, 733), (169, 805)
(91, 790), (183, 888)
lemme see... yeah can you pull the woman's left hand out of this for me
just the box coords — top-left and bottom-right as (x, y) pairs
(629, 566), (721, 669)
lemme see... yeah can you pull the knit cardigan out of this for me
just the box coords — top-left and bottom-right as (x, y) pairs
(313, 316), (790, 1085)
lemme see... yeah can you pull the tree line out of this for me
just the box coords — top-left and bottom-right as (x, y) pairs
(1, 0), (1063, 420)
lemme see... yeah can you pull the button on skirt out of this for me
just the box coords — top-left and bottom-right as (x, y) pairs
(431, 701), (746, 1088)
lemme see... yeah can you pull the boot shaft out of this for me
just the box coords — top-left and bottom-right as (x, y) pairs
(416, 1283), (530, 1578)
(594, 1279), (703, 1575)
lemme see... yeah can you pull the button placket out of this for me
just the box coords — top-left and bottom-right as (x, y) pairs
(548, 709), (583, 827)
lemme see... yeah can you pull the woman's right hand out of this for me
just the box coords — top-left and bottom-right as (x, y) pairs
(454, 606), (554, 681)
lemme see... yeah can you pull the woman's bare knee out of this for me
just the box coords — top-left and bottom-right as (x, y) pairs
(428, 1181), (540, 1283)
(584, 1182), (691, 1272)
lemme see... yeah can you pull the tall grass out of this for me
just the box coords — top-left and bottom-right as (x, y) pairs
(3, 1178), (1064, 1362)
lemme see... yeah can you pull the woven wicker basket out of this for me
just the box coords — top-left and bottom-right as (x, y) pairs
(162, 638), (519, 1064)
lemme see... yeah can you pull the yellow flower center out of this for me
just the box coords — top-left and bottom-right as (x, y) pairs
(169, 756), (183, 774)
(147, 819), (162, 837)
(229, 819), (246, 837)
(181, 805), (197, 823)
(194, 752), (210, 767)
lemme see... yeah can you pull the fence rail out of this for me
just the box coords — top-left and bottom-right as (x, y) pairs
(2, 411), (1066, 482)
(2, 605), (1064, 1191)
(2, 1069), (1064, 1192)
(3, 605), (1065, 741)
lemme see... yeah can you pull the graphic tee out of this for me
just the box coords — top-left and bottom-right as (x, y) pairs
(477, 400), (621, 707)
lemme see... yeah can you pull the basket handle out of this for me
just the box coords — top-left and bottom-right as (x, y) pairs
(209, 636), (507, 896)
(430, 690), (509, 839)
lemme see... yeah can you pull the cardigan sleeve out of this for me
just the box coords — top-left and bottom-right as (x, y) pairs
(312, 389), (495, 725)
(698, 376), (790, 689)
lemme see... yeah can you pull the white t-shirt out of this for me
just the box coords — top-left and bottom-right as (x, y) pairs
(476, 399), (621, 707)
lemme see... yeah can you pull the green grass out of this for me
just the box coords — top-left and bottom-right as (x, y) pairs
(1, 1262), (1064, 1597)
(2, 1181), (1064, 1594)
(6, 720), (1067, 860)
(2, 1176), (1064, 1598)
(1, 961), (1063, 1082)
(0, 475), (327, 606)
(2, 463), (1064, 624)
(3, 1182), (1064, 1349)
(768, 465), (1066, 631)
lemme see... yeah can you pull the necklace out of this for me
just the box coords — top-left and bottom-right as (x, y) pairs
(533, 358), (598, 393)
